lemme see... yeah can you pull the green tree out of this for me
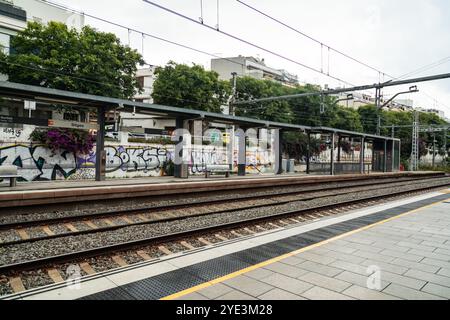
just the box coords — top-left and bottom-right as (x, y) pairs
(152, 61), (230, 112)
(0, 22), (144, 99)
(288, 84), (336, 128)
(233, 77), (293, 123)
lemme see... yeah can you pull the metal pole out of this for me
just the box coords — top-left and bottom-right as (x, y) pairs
(174, 117), (184, 178)
(360, 137), (365, 174)
(330, 133), (335, 176)
(383, 139), (387, 173)
(432, 132), (436, 168)
(228, 72), (238, 172)
(95, 106), (106, 181)
(306, 131), (311, 174)
(277, 130), (284, 175)
(337, 136), (341, 162)
(391, 139), (395, 172)
(232, 72), (450, 105)
(230, 72), (237, 116)
(376, 88), (381, 136)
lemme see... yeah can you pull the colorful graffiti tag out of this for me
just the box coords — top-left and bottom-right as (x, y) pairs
(105, 146), (170, 178)
(0, 143), (275, 181)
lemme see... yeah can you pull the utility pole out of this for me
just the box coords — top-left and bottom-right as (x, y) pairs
(228, 72), (238, 172)
(411, 111), (419, 171)
(375, 88), (381, 136)
(432, 132), (436, 168)
(230, 72), (237, 116)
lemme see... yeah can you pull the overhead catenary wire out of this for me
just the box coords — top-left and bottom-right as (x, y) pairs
(25, 0), (450, 115)
(236, 0), (391, 79)
(235, 0), (450, 114)
(142, 0), (355, 87)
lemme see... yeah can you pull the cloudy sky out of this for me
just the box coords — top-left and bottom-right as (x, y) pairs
(54, 0), (450, 117)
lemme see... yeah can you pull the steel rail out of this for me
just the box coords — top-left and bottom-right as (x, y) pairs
(0, 175), (440, 231)
(0, 180), (449, 274)
(1, 176), (445, 246)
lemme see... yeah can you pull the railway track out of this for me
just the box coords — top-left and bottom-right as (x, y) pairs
(0, 178), (450, 282)
(0, 176), (447, 246)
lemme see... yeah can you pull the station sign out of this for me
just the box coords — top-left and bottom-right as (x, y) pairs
(48, 119), (99, 130)
(0, 115), (47, 127)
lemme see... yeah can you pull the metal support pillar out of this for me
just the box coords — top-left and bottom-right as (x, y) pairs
(360, 137), (365, 174)
(174, 117), (185, 178)
(330, 133), (335, 176)
(306, 131), (311, 174)
(95, 106), (106, 181)
(277, 130), (284, 175)
(383, 139), (388, 173)
(376, 88), (381, 136)
(432, 132), (436, 168)
(337, 136), (341, 162)
(391, 140), (395, 172)
(227, 126), (234, 171)
(237, 127), (246, 176)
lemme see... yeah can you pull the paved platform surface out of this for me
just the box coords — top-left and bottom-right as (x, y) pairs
(7, 188), (449, 301)
(178, 195), (450, 300)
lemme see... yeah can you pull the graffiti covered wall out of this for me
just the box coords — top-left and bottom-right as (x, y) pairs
(0, 141), (275, 182)
(0, 123), (275, 182)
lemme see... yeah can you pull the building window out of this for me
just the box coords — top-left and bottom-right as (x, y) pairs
(0, 33), (9, 54)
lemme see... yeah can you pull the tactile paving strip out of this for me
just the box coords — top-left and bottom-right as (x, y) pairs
(81, 193), (450, 300)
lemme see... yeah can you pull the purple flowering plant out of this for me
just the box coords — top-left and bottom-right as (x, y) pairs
(30, 128), (95, 155)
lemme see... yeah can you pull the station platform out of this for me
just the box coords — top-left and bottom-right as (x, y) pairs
(8, 187), (450, 300)
(0, 171), (443, 207)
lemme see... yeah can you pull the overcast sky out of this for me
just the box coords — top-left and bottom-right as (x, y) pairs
(54, 0), (450, 118)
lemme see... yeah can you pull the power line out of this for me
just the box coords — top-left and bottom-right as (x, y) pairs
(235, 0), (391, 79)
(36, 0), (254, 72)
(142, 0), (355, 87)
(396, 55), (450, 80)
(0, 60), (227, 110)
(234, 0), (450, 114)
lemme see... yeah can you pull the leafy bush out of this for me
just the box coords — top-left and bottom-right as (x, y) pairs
(162, 159), (175, 176)
(30, 128), (95, 155)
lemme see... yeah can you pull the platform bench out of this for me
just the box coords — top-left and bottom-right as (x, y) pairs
(0, 166), (21, 187)
(205, 165), (232, 178)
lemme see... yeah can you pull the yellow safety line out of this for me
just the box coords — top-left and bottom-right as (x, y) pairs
(160, 197), (449, 300)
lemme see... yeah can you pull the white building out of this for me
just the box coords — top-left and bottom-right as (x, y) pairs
(211, 56), (299, 87)
(333, 92), (374, 109)
(134, 66), (157, 104)
(0, 0), (84, 52)
(0, 0), (86, 120)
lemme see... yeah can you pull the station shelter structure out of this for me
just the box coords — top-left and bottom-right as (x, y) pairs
(0, 81), (400, 182)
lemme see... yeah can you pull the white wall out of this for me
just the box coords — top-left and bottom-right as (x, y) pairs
(12, 0), (84, 30)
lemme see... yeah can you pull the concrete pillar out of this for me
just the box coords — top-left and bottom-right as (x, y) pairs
(330, 133), (335, 176)
(95, 106), (106, 181)
(360, 136), (365, 174)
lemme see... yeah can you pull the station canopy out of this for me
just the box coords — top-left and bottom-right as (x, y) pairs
(0, 81), (399, 142)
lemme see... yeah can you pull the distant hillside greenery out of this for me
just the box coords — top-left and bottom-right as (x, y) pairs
(153, 62), (449, 163)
